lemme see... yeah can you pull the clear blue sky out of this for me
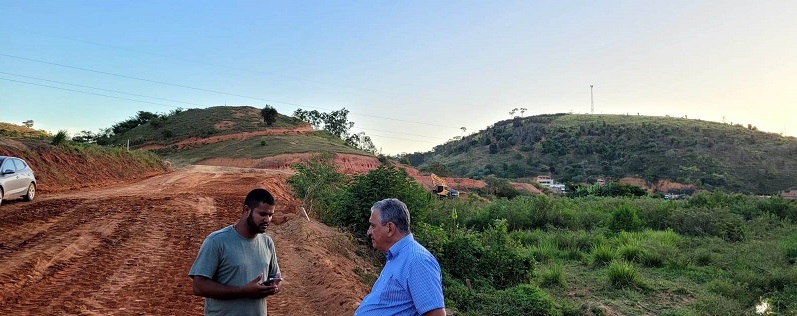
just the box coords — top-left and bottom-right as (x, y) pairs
(2, 1), (795, 154)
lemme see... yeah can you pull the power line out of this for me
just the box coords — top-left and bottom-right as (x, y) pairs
(0, 75), (457, 145)
(352, 127), (449, 140)
(0, 53), (462, 129)
(0, 77), (182, 109)
(361, 133), (438, 144)
(8, 27), (484, 109)
(0, 71), (207, 107)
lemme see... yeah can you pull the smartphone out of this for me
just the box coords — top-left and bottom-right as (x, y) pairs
(259, 277), (283, 286)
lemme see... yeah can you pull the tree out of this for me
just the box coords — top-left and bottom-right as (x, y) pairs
(345, 132), (377, 154)
(261, 105), (278, 126)
(519, 108), (527, 117)
(111, 111), (161, 135)
(72, 130), (97, 143)
(509, 108), (518, 117)
(460, 126), (467, 137)
(22, 120), (34, 128)
(294, 107), (378, 153)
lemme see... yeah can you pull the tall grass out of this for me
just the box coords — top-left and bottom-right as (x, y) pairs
(607, 260), (644, 288)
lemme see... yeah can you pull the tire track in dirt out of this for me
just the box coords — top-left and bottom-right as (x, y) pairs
(0, 167), (374, 315)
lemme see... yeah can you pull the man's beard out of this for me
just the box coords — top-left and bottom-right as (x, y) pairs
(246, 213), (266, 234)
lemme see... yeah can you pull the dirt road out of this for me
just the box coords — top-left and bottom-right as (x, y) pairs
(0, 165), (372, 315)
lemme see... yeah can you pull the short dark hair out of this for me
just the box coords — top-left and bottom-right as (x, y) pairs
(371, 198), (411, 235)
(244, 188), (275, 210)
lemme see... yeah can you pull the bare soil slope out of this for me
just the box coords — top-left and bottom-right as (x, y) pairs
(0, 166), (372, 315)
(0, 138), (169, 194)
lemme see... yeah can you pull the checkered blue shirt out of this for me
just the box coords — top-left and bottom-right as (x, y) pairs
(354, 234), (445, 316)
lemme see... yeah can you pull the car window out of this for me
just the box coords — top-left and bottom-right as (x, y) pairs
(1, 160), (13, 173)
(13, 159), (27, 171)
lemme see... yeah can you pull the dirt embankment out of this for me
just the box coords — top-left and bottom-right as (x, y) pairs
(0, 138), (170, 193)
(412, 174), (543, 195)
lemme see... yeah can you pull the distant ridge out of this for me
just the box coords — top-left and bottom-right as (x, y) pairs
(407, 113), (797, 195)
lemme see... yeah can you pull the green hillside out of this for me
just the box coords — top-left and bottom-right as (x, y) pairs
(100, 105), (374, 163)
(0, 122), (51, 139)
(407, 114), (797, 195)
(155, 132), (369, 165)
(106, 106), (306, 147)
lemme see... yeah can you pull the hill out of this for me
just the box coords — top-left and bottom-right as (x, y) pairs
(0, 122), (50, 139)
(104, 106), (377, 165)
(106, 106), (308, 147)
(407, 114), (797, 195)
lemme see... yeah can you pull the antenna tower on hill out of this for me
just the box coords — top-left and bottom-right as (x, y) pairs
(590, 85), (594, 114)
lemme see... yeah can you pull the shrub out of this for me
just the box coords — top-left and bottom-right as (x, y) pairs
(477, 285), (562, 316)
(413, 222), (448, 258)
(692, 249), (714, 266)
(782, 232), (797, 264)
(529, 240), (560, 263)
(539, 264), (565, 287)
(51, 130), (69, 146)
(333, 165), (432, 241)
(591, 244), (615, 266)
(609, 204), (642, 232)
(607, 260), (644, 288)
(618, 243), (644, 262)
(442, 234), (484, 283)
(667, 207), (746, 242)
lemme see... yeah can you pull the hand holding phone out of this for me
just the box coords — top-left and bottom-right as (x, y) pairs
(259, 276), (283, 286)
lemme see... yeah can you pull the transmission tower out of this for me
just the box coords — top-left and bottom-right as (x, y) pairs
(590, 85), (594, 114)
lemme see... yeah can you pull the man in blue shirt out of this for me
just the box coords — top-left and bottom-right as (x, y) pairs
(354, 198), (446, 316)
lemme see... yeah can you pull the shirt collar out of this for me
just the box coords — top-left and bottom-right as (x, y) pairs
(386, 234), (413, 261)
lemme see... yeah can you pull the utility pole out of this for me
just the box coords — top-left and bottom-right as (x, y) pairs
(590, 85), (594, 114)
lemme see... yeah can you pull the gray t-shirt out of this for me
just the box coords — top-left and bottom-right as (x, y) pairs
(189, 225), (281, 316)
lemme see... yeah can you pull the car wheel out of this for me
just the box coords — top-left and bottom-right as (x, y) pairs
(23, 183), (35, 201)
(0, 188), (4, 206)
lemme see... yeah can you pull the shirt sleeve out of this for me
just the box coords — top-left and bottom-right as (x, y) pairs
(266, 235), (281, 278)
(407, 254), (445, 314)
(188, 235), (220, 279)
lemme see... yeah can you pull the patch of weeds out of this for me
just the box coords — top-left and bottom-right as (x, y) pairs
(607, 260), (646, 289)
(540, 264), (565, 287)
(592, 244), (616, 266)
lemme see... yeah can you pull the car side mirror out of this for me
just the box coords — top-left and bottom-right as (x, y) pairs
(2, 169), (15, 175)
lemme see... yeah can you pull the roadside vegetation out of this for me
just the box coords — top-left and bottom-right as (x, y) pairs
(289, 157), (797, 315)
(406, 113), (797, 195)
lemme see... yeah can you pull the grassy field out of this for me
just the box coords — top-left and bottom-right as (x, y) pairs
(418, 194), (797, 315)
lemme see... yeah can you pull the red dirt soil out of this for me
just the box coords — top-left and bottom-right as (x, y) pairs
(0, 165), (373, 315)
(0, 138), (170, 194)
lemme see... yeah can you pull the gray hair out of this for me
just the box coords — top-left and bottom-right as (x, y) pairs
(371, 198), (411, 235)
